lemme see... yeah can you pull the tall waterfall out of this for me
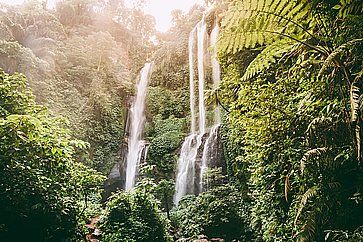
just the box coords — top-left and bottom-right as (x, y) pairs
(199, 23), (222, 191)
(189, 28), (197, 134)
(210, 23), (221, 124)
(125, 63), (152, 191)
(197, 19), (207, 134)
(174, 18), (210, 205)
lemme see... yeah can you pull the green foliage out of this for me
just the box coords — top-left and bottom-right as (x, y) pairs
(171, 184), (254, 241)
(146, 115), (186, 179)
(147, 87), (189, 119)
(99, 190), (172, 242)
(333, 0), (363, 19)
(219, 0), (314, 53)
(241, 39), (296, 82)
(0, 71), (105, 241)
(217, 0), (363, 241)
(325, 225), (363, 241)
(135, 165), (175, 215)
(0, 0), (159, 175)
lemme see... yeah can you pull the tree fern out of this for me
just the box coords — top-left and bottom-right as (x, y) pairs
(334, 0), (363, 19)
(241, 39), (296, 81)
(219, 0), (314, 54)
(318, 39), (363, 77)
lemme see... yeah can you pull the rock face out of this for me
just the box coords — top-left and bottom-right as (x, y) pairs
(103, 100), (131, 200)
(102, 141), (127, 200)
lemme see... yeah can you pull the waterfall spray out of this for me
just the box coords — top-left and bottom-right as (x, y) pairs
(197, 19), (207, 134)
(200, 124), (220, 191)
(174, 18), (208, 205)
(199, 22), (223, 191)
(125, 63), (152, 191)
(174, 16), (223, 205)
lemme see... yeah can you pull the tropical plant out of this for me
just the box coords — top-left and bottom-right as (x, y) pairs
(0, 71), (105, 241)
(217, 0), (363, 241)
(171, 183), (254, 241)
(99, 190), (172, 242)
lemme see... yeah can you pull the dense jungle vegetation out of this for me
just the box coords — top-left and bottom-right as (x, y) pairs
(1, 0), (363, 241)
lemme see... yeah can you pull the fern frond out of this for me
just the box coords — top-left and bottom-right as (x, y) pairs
(300, 148), (328, 174)
(294, 186), (318, 225)
(219, 0), (313, 53)
(327, 182), (341, 189)
(305, 116), (333, 136)
(319, 39), (363, 77)
(356, 125), (361, 161)
(241, 39), (296, 81)
(298, 213), (317, 241)
(350, 82), (360, 123)
(334, 0), (363, 19)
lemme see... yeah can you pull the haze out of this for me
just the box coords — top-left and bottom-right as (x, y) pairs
(0, 0), (203, 32)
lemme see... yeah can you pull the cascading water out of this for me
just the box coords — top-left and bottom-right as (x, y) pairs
(200, 124), (220, 191)
(125, 63), (152, 191)
(189, 28), (197, 134)
(197, 19), (207, 134)
(174, 18), (208, 205)
(174, 134), (197, 203)
(199, 22), (223, 191)
(210, 23), (221, 124)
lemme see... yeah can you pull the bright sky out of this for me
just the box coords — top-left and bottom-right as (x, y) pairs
(125, 0), (203, 32)
(0, 0), (23, 4)
(0, 0), (203, 32)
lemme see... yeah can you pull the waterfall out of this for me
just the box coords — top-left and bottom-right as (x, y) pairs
(198, 22), (223, 191)
(125, 63), (152, 191)
(200, 124), (220, 191)
(210, 23), (221, 124)
(174, 134), (197, 204)
(189, 28), (197, 134)
(197, 19), (207, 134)
(174, 18), (208, 205)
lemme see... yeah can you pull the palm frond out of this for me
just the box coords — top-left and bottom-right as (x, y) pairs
(350, 81), (361, 123)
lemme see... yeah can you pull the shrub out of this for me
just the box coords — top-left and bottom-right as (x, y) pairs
(171, 184), (255, 241)
(0, 71), (104, 241)
(100, 190), (172, 242)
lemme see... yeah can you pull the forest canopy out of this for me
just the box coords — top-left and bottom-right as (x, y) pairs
(0, 0), (363, 241)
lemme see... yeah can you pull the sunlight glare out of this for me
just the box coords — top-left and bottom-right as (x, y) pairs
(0, 0), (203, 32)
(125, 0), (204, 32)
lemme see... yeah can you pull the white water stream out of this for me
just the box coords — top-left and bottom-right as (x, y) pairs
(198, 23), (223, 191)
(125, 63), (152, 191)
(200, 124), (220, 192)
(189, 28), (197, 134)
(197, 20), (207, 134)
(174, 18), (210, 205)
(210, 23), (221, 124)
